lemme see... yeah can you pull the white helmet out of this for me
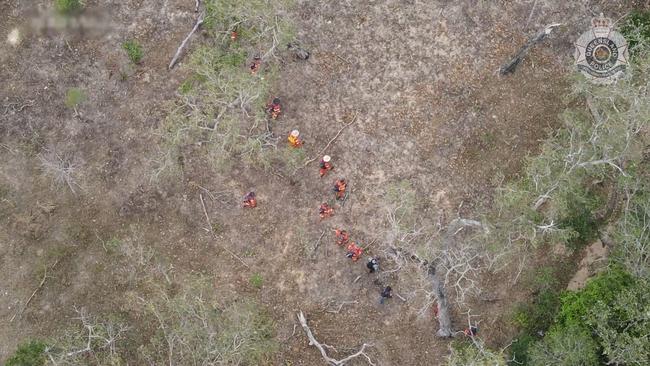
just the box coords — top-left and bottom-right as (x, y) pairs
(290, 130), (300, 137)
(322, 155), (331, 162)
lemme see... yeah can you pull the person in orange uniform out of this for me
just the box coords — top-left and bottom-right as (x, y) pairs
(333, 178), (347, 200)
(267, 98), (282, 119)
(319, 155), (333, 177)
(242, 191), (257, 208)
(288, 129), (304, 148)
(334, 229), (349, 246)
(250, 56), (261, 74)
(319, 202), (333, 219)
(345, 242), (363, 261)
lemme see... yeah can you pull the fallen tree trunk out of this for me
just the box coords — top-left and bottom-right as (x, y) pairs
(428, 264), (453, 337)
(169, 13), (205, 70)
(499, 23), (561, 75)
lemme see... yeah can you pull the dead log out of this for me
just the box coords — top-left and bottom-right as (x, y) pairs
(169, 13), (205, 70)
(428, 265), (452, 337)
(499, 23), (561, 75)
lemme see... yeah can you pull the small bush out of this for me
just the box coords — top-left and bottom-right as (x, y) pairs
(621, 10), (650, 52)
(122, 40), (143, 64)
(54, 0), (84, 15)
(509, 334), (535, 366)
(249, 273), (263, 288)
(527, 325), (600, 366)
(5, 340), (47, 366)
(513, 288), (561, 334)
(557, 191), (601, 251)
(557, 267), (634, 329)
(448, 339), (506, 365)
(64, 88), (85, 109)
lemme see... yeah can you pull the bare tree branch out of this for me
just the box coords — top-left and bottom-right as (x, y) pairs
(304, 113), (358, 166)
(500, 23), (561, 75)
(10, 259), (60, 322)
(297, 312), (376, 366)
(169, 13), (205, 70)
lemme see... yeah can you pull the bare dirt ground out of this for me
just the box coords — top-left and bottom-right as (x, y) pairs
(0, 0), (641, 364)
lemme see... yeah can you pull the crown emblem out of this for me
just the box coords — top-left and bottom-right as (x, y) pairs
(591, 13), (612, 29)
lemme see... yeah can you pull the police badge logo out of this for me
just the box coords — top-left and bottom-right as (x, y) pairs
(575, 14), (629, 84)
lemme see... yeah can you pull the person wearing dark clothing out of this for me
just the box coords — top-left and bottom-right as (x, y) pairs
(380, 286), (392, 304)
(367, 258), (379, 273)
(464, 326), (478, 337)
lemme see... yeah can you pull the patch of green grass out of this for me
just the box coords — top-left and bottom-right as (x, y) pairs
(6, 340), (47, 366)
(122, 40), (143, 64)
(179, 79), (193, 94)
(479, 130), (497, 147)
(102, 237), (122, 253)
(211, 222), (223, 234)
(621, 10), (650, 53)
(280, 146), (306, 172)
(220, 47), (247, 68)
(385, 180), (417, 227)
(249, 273), (263, 288)
(54, 0), (84, 15)
(64, 87), (85, 109)
(142, 283), (278, 364)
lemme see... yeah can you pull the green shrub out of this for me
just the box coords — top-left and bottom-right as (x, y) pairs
(557, 267), (634, 329)
(588, 278), (650, 365)
(528, 325), (600, 366)
(514, 266), (565, 333)
(513, 288), (561, 334)
(249, 273), (263, 288)
(621, 10), (650, 52)
(54, 0), (84, 14)
(122, 40), (143, 64)
(64, 87), (85, 109)
(5, 340), (47, 366)
(448, 339), (506, 365)
(509, 334), (535, 366)
(557, 190), (601, 251)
